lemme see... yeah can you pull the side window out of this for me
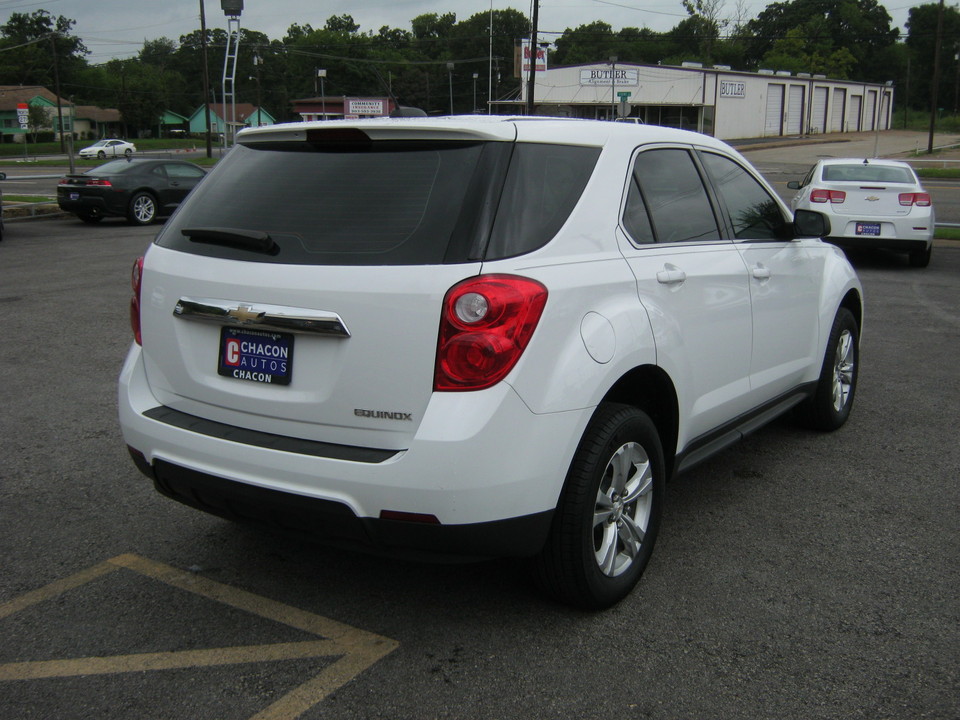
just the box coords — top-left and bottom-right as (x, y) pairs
(700, 152), (789, 241)
(622, 175), (655, 244)
(151, 166), (168, 179)
(165, 164), (205, 179)
(631, 149), (720, 244)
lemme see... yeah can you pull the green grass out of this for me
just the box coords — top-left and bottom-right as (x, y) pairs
(3, 195), (54, 203)
(915, 167), (960, 179)
(934, 227), (960, 240)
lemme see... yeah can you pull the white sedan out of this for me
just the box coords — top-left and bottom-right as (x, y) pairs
(78, 139), (136, 159)
(788, 158), (934, 267)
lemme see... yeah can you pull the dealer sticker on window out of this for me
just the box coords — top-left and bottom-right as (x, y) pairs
(218, 327), (293, 385)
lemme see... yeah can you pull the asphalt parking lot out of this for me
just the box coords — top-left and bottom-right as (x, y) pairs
(1, 214), (957, 720)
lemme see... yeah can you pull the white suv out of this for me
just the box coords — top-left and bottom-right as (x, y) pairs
(120, 117), (862, 609)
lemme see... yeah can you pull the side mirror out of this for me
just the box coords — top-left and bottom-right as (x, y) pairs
(793, 209), (831, 238)
(786, 180), (800, 190)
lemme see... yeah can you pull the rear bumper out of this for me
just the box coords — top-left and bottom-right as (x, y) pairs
(825, 235), (931, 253)
(119, 344), (590, 559)
(130, 453), (553, 560)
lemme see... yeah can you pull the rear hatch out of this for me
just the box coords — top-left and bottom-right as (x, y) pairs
(139, 122), (516, 451)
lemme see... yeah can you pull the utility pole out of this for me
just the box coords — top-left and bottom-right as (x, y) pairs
(928, 0), (944, 154)
(525, 0), (539, 115)
(50, 34), (65, 154)
(200, 0), (213, 158)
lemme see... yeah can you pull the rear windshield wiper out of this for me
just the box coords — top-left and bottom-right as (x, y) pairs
(182, 227), (279, 255)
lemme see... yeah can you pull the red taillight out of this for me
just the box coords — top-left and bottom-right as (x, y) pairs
(899, 192), (931, 207)
(130, 256), (144, 345)
(435, 275), (548, 391)
(86, 178), (112, 187)
(810, 189), (846, 204)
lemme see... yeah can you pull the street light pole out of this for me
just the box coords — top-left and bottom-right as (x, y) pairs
(447, 62), (455, 115)
(610, 56), (618, 120)
(317, 69), (327, 120)
(473, 73), (479, 113)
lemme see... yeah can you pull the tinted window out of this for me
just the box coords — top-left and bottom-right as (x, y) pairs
(622, 176), (655, 244)
(700, 152), (788, 240)
(632, 149), (720, 243)
(486, 143), (600, 259)
(87, 160), (139, 175)
(165, 164), (205, 179)
(157, 142), (492, 265)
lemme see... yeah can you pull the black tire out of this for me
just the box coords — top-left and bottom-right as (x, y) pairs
(78, 213), (102, 224)
(534, 403), (665, 610)
(124, 148), (133, 157)
(797, 307), (859, 431)
(127, 191), (157, 225)
(909, 245), (932, 268)
(97, 150), (106, 159)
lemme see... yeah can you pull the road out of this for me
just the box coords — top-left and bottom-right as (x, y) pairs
(0, 197), (957, 717)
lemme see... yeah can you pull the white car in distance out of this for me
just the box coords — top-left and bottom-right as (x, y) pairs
(78, 138), (136, 159)
(788, 158), (934, 267)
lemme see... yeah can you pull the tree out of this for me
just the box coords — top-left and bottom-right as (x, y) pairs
(906, 4), (960, 112)
(0, 10), (88, 87)
(26, 103), (52, 142)
(744, 0), (899, 81)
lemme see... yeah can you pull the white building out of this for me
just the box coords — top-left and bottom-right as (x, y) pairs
(499, 61), (894, 140)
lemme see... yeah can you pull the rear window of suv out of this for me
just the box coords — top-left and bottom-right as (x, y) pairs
(156, 139), (599, 265)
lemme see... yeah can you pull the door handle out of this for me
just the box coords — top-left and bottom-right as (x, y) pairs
(752, 264), (771, 280)
(656, 267), (687, 285)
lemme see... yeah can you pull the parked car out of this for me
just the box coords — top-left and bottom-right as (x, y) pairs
(788, 158), (934, 267)
(119, 117), (862, 609)
(57, 158), (206, 225)
(78, 139), (137, 159)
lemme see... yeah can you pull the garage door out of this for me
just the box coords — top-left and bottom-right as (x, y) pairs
(811, 87), (828, 134)
(786, 85), (804, 134)
(849, 95), (862, 132)
(765, 84), (784, 136)
(831, 89), (845, 132)
(864, 90), (877, 131)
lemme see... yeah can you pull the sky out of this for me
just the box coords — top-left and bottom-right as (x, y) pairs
(0, 0), (917, 63)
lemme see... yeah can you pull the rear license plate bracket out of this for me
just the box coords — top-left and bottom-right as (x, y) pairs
(855, 222), (881, 236)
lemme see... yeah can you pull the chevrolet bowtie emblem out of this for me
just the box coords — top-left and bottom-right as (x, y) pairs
(227, 306), (263, 323)
(865, 196), (880, 201)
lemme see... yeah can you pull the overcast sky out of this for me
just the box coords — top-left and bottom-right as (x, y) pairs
(3, 0), (915, 63)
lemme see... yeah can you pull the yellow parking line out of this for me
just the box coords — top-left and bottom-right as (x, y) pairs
(0, 640), (339, 680)
(0, 554), (399, 720)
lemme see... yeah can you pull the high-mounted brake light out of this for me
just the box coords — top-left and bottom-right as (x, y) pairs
(899, 192), (931, 207)
(810, 189), (846, 204)
(435, 275), (548, 392)
(130, 256), (144, 346)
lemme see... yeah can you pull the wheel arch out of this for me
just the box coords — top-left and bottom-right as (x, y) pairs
(839, 288), (863, 335)
(600, 364), (679, 479)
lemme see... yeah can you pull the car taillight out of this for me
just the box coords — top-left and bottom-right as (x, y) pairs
(435, 275), (548, 392)
(130, 256), (144, 346)
(86, 178), (112, 186)
(899, 192), (931, 207)
(810, 189), (846, 204)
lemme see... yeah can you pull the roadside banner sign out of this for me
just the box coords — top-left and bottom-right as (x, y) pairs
(16, 102), (28, 129)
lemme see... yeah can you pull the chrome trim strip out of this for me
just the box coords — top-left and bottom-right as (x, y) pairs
(173, 297), (351, 337)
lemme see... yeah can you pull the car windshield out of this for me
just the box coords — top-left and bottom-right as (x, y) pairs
(821, 164), (915, 184)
